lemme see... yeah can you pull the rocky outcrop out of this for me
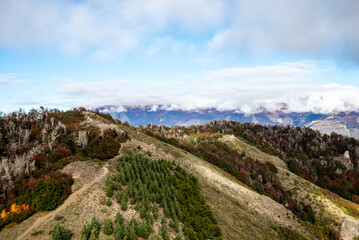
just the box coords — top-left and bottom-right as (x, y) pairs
(334, 151), (354, 174)
(77, 131), (89, 148)
(307, 116), (351, 137)
(339, 217), (359, 240)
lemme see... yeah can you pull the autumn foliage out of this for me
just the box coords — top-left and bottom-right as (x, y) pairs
(0, 108), (127, 230)
(0, 203), (29, 219)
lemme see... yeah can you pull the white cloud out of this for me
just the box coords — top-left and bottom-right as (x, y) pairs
(208, 0), (359, 63)
(0, 0), (358, 63)
(0, 73), (26, 85)
(0, 0), (226, 59)
(57, 61), (359, 113)
(101, 105), (127, 113)
(198, 61), (322, 81)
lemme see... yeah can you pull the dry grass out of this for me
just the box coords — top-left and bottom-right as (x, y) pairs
(119, 125), (316, 240)
(319, 189), (359, 219)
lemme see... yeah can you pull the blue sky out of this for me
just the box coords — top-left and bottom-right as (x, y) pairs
(1, 0), (359, 113)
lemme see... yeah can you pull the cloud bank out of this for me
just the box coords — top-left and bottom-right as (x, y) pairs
(59, 62), (359, 113)
(0, 0), (358, 62)
(0, 0), (225, 59)
(209, 0), (359, 64)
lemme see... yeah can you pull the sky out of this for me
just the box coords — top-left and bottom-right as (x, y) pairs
(1, 0), (359, 113)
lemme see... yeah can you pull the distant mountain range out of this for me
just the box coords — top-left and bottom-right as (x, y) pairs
(98, 105), (359, 139)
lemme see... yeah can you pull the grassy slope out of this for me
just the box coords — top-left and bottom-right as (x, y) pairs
(219, 133), (359, 238)
(119, 125), (316, 240)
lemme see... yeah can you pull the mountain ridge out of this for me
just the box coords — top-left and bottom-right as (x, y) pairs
(99, 105), (359, 139)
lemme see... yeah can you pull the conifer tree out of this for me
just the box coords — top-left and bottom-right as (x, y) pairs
(160, 222), (170, 240)
(121, 196), (128, 211)
(174, 234), (182, 240)
(174, 218), (179, 233)
(169, 204), (176, 219)
(134, 201), (140, 211)
(152, 204), (159, 220)
(115, 211), (124, 224)
(103, 218), (114, 235)
(120, 169), (126, 185)
(140, 204), (147, 219)
(123, 190), (129, 202)
(114, 222), (127, 240)
(49, 223), (72, 240)
(125, 165), (131, 182)
(134, 191), (139, 202)
(177, 209), (183, 221)
(161, 217), (166, 225)
(128, 224), (137, 240)
(169, 219), (175, 229)
(82, 216), (100, 240)
(116, 191), (122, 203)
(106, 179), (114, 197)
(89, 227), (99, 240)
(81, 225), (90, 240)
(130, 217), (140, 235)
(139, 220), (150, 239)
(113, 222), (121, 240)
(146, 215), (154, 233)
(163, 204), (170, 218)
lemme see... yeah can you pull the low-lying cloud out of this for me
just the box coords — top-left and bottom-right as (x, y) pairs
(59, 62), (359, 113)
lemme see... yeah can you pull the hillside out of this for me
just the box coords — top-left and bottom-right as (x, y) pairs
(220, 135), (359, 240)
(0, 110), (223, 240)
(1, 110), (359, 239)
(140, 121), (359, 239)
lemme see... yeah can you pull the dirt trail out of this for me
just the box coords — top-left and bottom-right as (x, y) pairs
(83, 112), (124, 134)
(16, 163), (109, 240)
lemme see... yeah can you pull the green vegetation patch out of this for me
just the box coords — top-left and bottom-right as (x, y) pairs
(91, 153), (222, 240)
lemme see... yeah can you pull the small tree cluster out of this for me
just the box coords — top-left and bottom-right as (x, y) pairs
(49, 223), (72, 240)
(81, 216), (101, 240)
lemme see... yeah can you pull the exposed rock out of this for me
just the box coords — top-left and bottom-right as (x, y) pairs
(334, 151), (354, 171)
(344, 151), (350, 159)
(308, 116), (351, 137)
(339, 217), (359, 240)
(77, 131), (89, 148)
